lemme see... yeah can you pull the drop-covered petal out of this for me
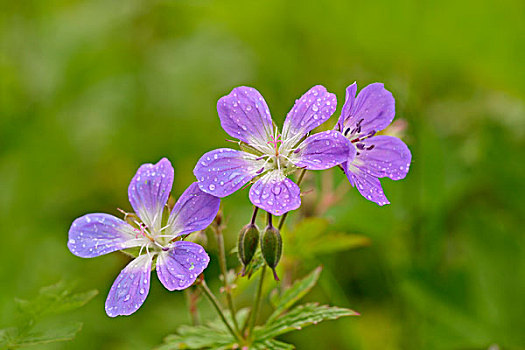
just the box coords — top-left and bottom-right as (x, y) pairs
(217, 86), (274, 152)
(157, 241), (210, 291)
(291, 130), (355, 170)
(339, 83), (395, 137)
(128, 158), (174, 232)
(193, 148), (264, 197)
(105, 254), (152, 317)
(356, 135), (411, 180)
(282, 85), (337, 146)
(68, 214), (144, 258)
(167, 183), (221, 238)
(249, 171), (301, 216)
(344, 162), (390, 206)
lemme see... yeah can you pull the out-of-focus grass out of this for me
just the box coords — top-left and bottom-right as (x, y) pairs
(1, 0), (523, 349)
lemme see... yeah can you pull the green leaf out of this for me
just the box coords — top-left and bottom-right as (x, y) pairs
(268, 266), (322, 324)
(256, 303), (359, 341)
(15, 281), (98, 320)
(14, 323), (83, 348)
(304, 233), (371, 255)
(252, 339), (295, 350)
(157, 324), (235, 350)
(0, 323), (83, 349)
(158, 310), (251, 349)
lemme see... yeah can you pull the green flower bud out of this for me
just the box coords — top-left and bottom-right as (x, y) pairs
(260, 225), (282, 281)
(238, 224), (260, 276)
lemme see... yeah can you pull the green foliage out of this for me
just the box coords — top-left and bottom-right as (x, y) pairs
(0, 282), (97, 349)
(255, 303), (358, 341)
(268, 266), (322, 324)
(159, 267), (357, 349)
(284, 218), (370, 261)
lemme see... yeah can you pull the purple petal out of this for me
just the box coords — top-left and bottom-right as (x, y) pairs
(356, 135), (411, 180)
(217, 87), (274, 152)
(249, 171), (301, 216)
(337, 82), (357, 130)
(282, 85), (337, 144)
(167, 183), (221, 237)
(292, 130), (355, 170)
(68, 214), (143, 258)
(339, 83), (395, 137)
(128, 158), (174, 231)
(344, 162), (390, 206)
(193, 148), (263, 197)
(156, 241), (210, 291)
(105, 254), (152, 317)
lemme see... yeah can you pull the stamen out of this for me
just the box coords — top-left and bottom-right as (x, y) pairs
(366, 144), (375, 151)
(356, 143), (365, 150)
(293, 148), (301, 154)
(256, 167), (265, 174)
(344, 128), (351, 136)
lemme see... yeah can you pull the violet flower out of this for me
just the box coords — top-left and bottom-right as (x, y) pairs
(337, 83), (412, 205)
(68, 158), (220, 317)
(194, 86), (352, 216)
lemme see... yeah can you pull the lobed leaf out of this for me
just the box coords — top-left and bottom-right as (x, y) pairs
(157, 324), (235, 350)
(268, 266), (322, 323)
(256, 303), (358, 341)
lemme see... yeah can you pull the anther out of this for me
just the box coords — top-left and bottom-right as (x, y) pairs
(256, 167), (265, 174)
(356, 143), (365, 150)
(366, 144), (375, 151)
(344, 128), (351, 136)
(293, 148), (301, 154)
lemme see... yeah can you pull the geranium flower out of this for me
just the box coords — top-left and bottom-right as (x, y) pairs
(337, 83), (412, 205)
(68, 158), (220, 317)
(194, 86), (352, 215)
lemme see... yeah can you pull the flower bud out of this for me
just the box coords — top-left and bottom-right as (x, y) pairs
(260, 225), (282, 281)
(238, 224), (260, 276)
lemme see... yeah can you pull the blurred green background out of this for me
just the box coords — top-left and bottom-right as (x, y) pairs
(1, 0), (524, 349)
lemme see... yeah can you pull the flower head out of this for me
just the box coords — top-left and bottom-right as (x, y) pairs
(337, 83), (412, 205)
(194, 86), (352, 215)
(68, 158), (220, 317)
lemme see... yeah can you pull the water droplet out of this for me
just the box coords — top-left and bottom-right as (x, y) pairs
(312, 105), (319, 112)
(209, 184), (216, 191)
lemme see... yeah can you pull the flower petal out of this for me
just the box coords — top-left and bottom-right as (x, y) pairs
(339, 83), (395, 137)
(282, 85), (337, 146)
(356, 135), (411, 180)
(217, 87), (274, 152)
(105, 254), (152, 317)
(167, 183), (221, 238)
(156, 241), (210, 291)
(194, 148), (264, 197)
(291, 130), (355, 170)
(128, 158), (174, 232)
(68, 214), (143, 258)
(249, 171), (301, 216)
(344, 162), (390, 206)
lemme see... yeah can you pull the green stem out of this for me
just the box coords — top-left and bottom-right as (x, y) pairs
(251, 206), (259, 225)
(199, 280), (242, 342)
(215, 226), (240, 332)
(246, 169), (307, 341)
(247, 264), (267, 339)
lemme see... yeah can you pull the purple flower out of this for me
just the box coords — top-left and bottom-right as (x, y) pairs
(337, 83), (412, 205)
(194, 86), (352, 216)
(68, 158), (220, 317)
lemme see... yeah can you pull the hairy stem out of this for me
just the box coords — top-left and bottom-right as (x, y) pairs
(184, 288), (200, 326)
(199, 280), (242, 342)
(215, 225), (240, 332)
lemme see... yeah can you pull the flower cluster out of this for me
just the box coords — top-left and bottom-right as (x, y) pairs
(68, 82), (411, 317)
